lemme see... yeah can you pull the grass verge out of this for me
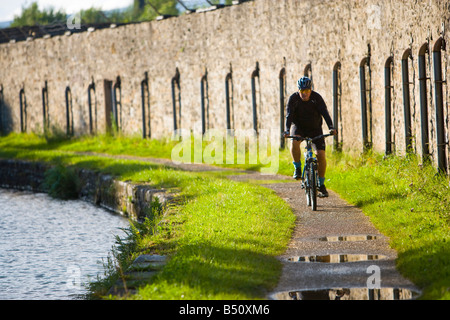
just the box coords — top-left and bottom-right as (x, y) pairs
(324, 151), (450, 300)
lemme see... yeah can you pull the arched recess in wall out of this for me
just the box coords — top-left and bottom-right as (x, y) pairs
(104, 79), (114, 134)
(0, 84), (4, 135)
(418, 43), (431, 162)
(42, 81), (49, 132)
(87, 80), (96, 135)
(113, 76), (122, 132)
(200, 69), (209, 134)
(65, 86), (74, 136)
(171, 68), (181, 132)
(402, 49), (414, 153)
(141, 72), (151, 139)
(251, 62), (260, 134)
(433, 37), (447, 173)
(359, 56), (372, 151)
(104, 76), (122, 134)
(279, 67), (287, 148)
(385, 56), (394, 155)
(225, 66), (234, 131)
(19, 88), (27, 133)
(333, 62), (342, 151)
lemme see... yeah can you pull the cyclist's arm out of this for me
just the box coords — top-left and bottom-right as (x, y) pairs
(316, 95), (334, 130)
(285, 95), (296, 134)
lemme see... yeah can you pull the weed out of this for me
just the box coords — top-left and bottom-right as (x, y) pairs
(43, 163), (80, 200)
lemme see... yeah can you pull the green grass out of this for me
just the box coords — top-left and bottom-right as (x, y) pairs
(135, 178), (294, 299)
(0, 132), (449, 299)
(325, 151), (450, 300)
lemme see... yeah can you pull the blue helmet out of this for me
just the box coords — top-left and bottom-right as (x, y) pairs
(297, 77), (312, 90)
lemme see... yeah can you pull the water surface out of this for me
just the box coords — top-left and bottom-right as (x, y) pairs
(0, 188), (129, 300)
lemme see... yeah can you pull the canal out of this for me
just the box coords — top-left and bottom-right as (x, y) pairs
(0, 188), (129, 300)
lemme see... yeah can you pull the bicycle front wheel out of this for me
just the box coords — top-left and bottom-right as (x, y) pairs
(305, 165), (311, 207)
(310, 166), (317, 211)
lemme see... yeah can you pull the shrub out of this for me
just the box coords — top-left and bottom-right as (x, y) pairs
(43, 164), (80, 200)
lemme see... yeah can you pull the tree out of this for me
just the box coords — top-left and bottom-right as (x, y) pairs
(9, 0), (180, 28)
(79, 7), (110, 24)
(79, 0), (180, 24)
(10, 2), (67, 27)
(132, 0), (179, 21)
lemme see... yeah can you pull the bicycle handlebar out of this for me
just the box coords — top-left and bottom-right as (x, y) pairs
(286, 133), (333, 142)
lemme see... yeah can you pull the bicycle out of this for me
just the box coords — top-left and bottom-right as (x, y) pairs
(286, 133), (333, 211)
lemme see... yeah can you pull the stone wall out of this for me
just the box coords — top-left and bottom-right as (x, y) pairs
(0, 0), (449, 168)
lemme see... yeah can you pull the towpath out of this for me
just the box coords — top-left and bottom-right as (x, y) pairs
(226, 171), (419, 300)
(79, 152), (420, 300)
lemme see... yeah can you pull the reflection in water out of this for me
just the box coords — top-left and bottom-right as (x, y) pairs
(319, 235), (378, 242)
(288, 254), (387, 263)
(278, 287), (420, 300)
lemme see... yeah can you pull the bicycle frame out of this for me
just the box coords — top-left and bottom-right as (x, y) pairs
(287, 134), (333, 211)
(302, 140), (317, 181)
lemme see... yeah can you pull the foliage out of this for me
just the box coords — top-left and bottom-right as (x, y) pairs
(9, 0), (180, 28)
(10, 2), (66, 27)
(79, 7), (110, 24)
(131, 0), (179, 21)
(43, 163), (80, 200)
(75, 1), (179, 24)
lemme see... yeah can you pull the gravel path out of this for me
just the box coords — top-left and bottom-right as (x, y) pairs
(226, 171), (420, 300)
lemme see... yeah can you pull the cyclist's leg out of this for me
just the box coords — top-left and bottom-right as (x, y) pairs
(313, 137), (329, 197)
(289, 125), (302, 162)
(312, 135), (327, 180)
(290, 125), (303, 179)
(290, 139), (301, 163)
(291, 139), (302, 179)
(316, 150), (326, 178)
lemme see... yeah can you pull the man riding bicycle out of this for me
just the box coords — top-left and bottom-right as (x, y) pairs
(283, 77), (337, 198)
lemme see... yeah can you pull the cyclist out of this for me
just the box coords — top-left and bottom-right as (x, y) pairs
(283, 77), (337, 198)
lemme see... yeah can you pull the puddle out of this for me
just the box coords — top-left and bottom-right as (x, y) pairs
(288, 254), (388, 263)
(319, 235), (378, 242)
(273, 287), (421, 300)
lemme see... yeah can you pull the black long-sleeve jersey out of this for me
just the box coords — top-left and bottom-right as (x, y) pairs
(285, 91), (334, 134)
